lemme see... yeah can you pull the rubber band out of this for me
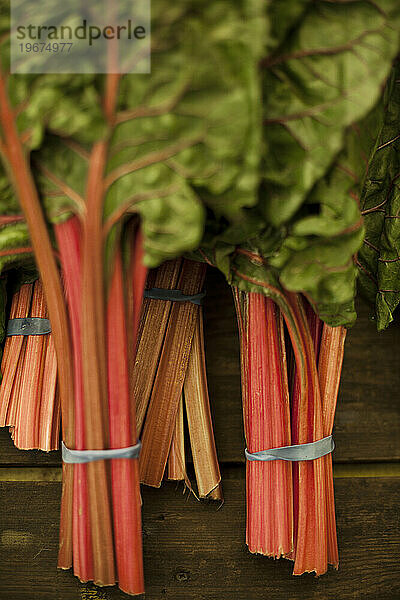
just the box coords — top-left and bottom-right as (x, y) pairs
(7, 317), (51, 336)
(61, 441), (142, 464)
(245, 435), (334, 462)
(144, 288), (205, 305)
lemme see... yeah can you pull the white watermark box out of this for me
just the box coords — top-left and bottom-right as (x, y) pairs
(10, 0), (151, 73)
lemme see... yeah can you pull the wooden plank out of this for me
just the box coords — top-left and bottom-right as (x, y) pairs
(3, 460), (400, 481)
(0, 433), (60, 465)
(1, 267), (399, 465)
(0, 469), (399, 599)
(336, 302), (400, 462)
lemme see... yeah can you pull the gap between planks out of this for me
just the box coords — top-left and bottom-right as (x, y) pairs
(1, 463), (400, 482)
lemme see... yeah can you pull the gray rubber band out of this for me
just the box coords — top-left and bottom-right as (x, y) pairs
(7, 317), (51, 336)
(245, 435), (334, 462)
(61, 441), (142, 464)
(144, 288), (206, 305)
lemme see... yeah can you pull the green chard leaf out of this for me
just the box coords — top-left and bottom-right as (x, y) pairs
(1, 0), (399, 333)
(105, 0), (266, 264)
(261, 0), (400, 226)
(0, 10), (106, 271)
(0, 1), (267, 270)
(358, 61), (400, 330)
(196, 2), (400, 328)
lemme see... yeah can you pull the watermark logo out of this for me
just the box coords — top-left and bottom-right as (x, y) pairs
(11, 0), (151, 73)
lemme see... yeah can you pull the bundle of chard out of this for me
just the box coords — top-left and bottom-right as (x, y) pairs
(196, 3), (400, 576)
(0, 279), (59, 451)
(0, 1), (264, 593)
(134, 258), (222, 499)
(233, 287), (345, 574)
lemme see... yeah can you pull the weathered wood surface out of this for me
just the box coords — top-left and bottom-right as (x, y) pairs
(0, 471), (399, 600)
(0, 268), (399, 465)
(0, 436), (60, 465)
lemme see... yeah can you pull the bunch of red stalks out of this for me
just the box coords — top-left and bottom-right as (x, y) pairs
(0, 244), (221, 593)
(234, 288), (345, 576)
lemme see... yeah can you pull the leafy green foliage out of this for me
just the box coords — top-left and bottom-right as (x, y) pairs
(0, 0), (399, 329)
(197, 1), (400, 327)
(0, 0), (267, 269)
(261, 1), (399, 226)
(358, 62), (400, 330)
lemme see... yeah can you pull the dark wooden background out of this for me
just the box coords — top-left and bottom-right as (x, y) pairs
(0, 269), (399, 599)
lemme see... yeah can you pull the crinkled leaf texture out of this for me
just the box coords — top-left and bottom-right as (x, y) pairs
(0, 0), (266, 270)
(358, 61), (400, 330)
(261, 1), (400, 226)
(0, 8), (106, 270)
(197, 2), (400, 328)
(105, 1), (266, 266)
